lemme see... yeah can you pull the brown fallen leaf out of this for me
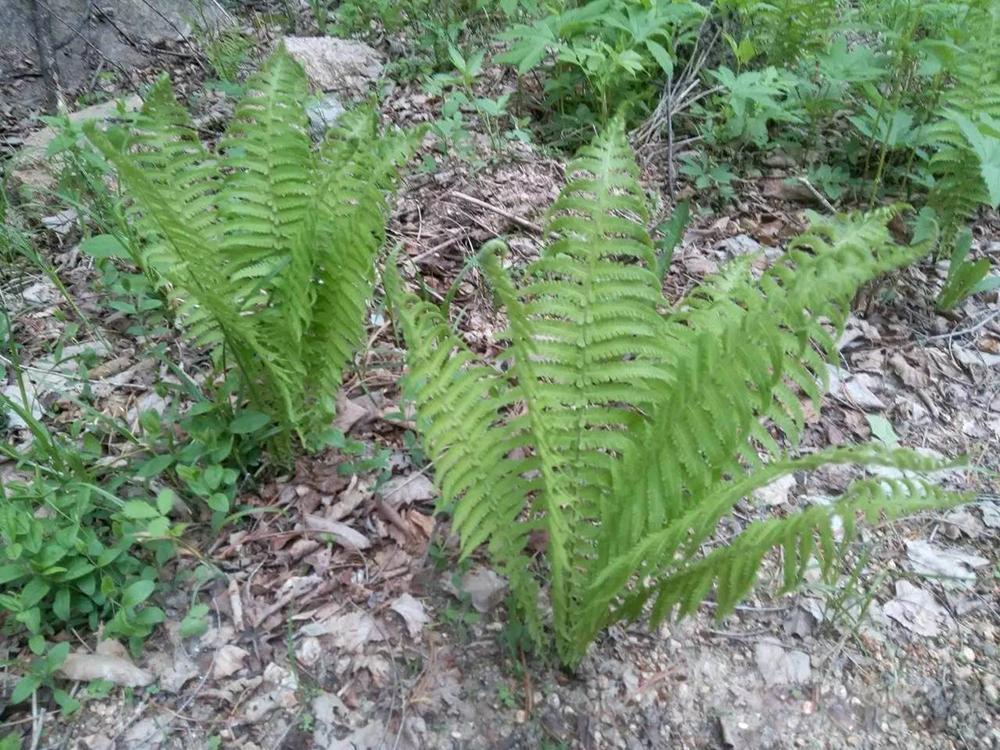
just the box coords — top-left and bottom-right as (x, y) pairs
(212, 645), (249, 680)
(883, 580), (953, 637)
(300, 611), (384, 651)
(379, 400), (417, 429)
(977, 336), (1000, 354)
(58, 651), (154, 687)
(454, 566), (508, 613)
(333, 391), (374, 433)
(390, 593), (430, 638)
(682, 254), (719, 277)
(406, 509), (436, 539)
(327, 477), (372, 520)
(889, 352), (929, 388)
(303, 514), (371, 549)
(378, 473), (438, 508)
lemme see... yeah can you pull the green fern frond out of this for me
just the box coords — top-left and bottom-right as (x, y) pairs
(85, 47), (413, 451)
(390, 121), (965, 667)
(297, 112), (422, 435)
(605, 207), (924, 557)
(574, 445), (967, 651)
(219, 48), (313, 284)
(645, 475), (963, 624)
(384, 260), (544, 642)
(926, 3), (1000, 243)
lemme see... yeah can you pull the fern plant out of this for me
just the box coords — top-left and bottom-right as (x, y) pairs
(925, 1), (1000, 246)
(83, 48), (416, 451)
(388, 123), (966, 667)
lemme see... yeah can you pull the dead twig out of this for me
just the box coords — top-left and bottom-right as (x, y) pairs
(796, 176), (837, 213)
(450, 191), (543, 235)
(631, 21), (721, 197)
(375, 495), (417, 543)
(29, 689), (45, 750)
(520, 647), (535, 716)
(922, 308), (1000, 342)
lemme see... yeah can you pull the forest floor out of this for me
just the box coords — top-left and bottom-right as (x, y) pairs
(1, 5), (998, 750)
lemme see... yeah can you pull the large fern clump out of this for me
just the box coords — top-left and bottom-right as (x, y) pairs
(926, 1), (1000, 244)
(388, 123), (967, 667)
(84, 47), (416, 449)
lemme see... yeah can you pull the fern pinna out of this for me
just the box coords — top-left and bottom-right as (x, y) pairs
(388, 123), (967, 666)
(83, 48), (415, 450)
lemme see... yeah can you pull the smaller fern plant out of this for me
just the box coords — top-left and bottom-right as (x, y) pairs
(925, 1), (1000, 247)
(83, 47), (417, 452)
(387, 122), (968, 667)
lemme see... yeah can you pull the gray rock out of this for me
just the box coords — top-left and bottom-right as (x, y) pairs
(8, 95), (142, 204)
(905, 539), (990, 589)
(883, 580), (953, 636)
(1, 380), (42, 428)
(754, 638), (811, 686)
(0, 0), (229, 110)
(942, 507), (984, 539)
(753, 474), (795, 507)
(284, 36), (383, 96)
(979, 500), (1000, 529)
(306, 93), (345, 139)
(455, 566), (508, 613)
(717, 234), (762, 257)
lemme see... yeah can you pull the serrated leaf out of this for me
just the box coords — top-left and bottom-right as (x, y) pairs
(206, 493), (230, 513)
(156, 489), (175, 515)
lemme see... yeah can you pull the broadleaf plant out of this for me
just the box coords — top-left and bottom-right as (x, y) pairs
(387, 122), (967, 667)
(83, 47), (417, 453)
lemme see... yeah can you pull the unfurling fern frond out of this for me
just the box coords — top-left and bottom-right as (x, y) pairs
(389, 121), (968, 667)
(84, 47), (416, 451)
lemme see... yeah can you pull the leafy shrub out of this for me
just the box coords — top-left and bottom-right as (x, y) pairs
(202, 27), (254, 85)
(126, 383), (261, 524)
(497, 0), (706, 133)
(83, 48), (416, 454)
(720, 0), (838, 66)
(0, 393), (173, 651)
(334, 0), (507, 79)
(704, 65), (803, 147)
(388, 123), (965, 666)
